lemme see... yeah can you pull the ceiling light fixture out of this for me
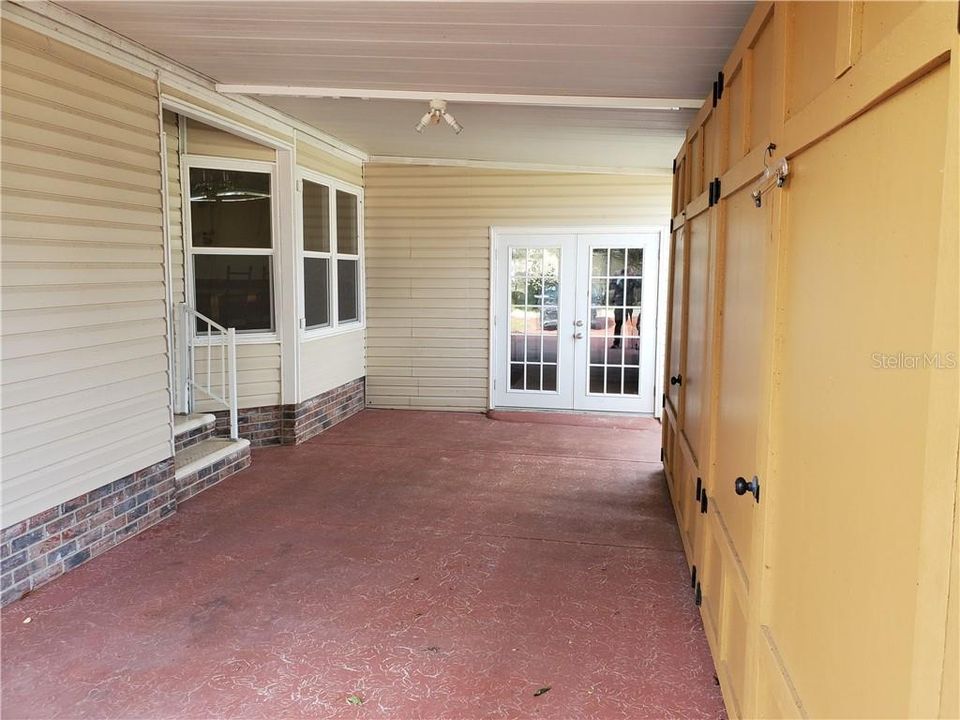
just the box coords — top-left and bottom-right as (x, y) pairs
(415, 99), (463, 135)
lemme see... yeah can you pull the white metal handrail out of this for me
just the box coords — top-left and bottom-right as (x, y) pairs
(175, 303), (238, 440)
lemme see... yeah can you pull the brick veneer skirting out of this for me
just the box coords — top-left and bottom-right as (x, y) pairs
(0, 458), (176, 606)
(173, 421), (215, 452)
(213, 377), (366, 447)
(283, 377), (366, 445)
(213, 405), (285, 447)
(177, 445), (252, 503)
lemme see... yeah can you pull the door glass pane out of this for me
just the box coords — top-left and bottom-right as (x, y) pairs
(591, 248), (607, 277)
(190, 168), (271, 248)
(507, 246), (560, 393)
(609, 248), (626, 275)
(302, 180), (330, 252)
(510, 363), (525, 390)
(194, 254), (273, 332)
(586, 246), (643, 396)
(303, 257), (329, 328)
(336, 191), (359, 255)
(542, 364), (558, 392)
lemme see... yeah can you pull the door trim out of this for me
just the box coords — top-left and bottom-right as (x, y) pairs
(488, 225), (670, 413)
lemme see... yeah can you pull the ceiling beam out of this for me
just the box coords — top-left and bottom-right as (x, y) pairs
(216, 85), (703, 111)
(368, 155), (672, 176)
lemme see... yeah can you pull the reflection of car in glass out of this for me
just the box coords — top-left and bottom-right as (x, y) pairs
(540, 284), (558, 330)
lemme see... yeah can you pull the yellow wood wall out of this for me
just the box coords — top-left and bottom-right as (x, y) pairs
(662, 2), (959, 717)
(1, 23), (172, 526)
(363, 164), (671, 410)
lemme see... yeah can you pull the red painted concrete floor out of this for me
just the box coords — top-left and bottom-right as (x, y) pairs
(1, 410), (724, 720)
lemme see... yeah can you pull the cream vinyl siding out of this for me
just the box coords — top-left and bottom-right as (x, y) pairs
(363, 164), (671, 411)
(185, 118), (276, 162)
(297, 139), (363, 186)
(164, 110), (186, 304)
(193, 343), (282, 411)
(0, 22), (171, 526)
(173, 117), (282, 409)
(300, 329), (366, 400)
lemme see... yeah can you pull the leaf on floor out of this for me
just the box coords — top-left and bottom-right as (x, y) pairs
(533, 686), (551, 697)
(346, 694), (364, 706)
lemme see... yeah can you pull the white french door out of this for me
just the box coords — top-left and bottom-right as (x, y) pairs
(492, 228), (661, 414)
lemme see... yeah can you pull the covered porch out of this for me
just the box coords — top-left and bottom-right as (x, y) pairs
(1, 410), (721, 719)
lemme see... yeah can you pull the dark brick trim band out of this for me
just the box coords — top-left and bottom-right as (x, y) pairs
(174, 422), (215, 452)
(213, 377), (366, 447)
(176, 446), (252, 504)
(1, 458), (176, 606)
(283, 377), (366, 445)
(213, 405), (284, 447)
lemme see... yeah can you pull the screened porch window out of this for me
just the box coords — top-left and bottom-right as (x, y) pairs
(336, 190), (360, 323)
(189, 166), (275, 333)
(300, 174), (363, 333)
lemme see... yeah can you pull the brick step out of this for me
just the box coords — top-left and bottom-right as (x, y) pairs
(174, 438), (251, 503)
(173, 413), (217, 452)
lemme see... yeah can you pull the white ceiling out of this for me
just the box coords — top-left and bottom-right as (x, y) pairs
(63, 0), (754, 169)
(261, 97), (697, 170)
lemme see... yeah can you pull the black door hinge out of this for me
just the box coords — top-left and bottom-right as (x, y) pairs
(660, 447), (664, 462)
(708, 177), (722, 207)
(691, 565), (697, 588)
(700, 489), (708, 514)
(695, 476), (702, 501)
(695, 581), (703, 606)
(669, 217), (674, 233)
(716, 71), (725, 100)
(672, 157), (677, 174)
(712, 80), (718, 108)
(662, 392), (666, 408)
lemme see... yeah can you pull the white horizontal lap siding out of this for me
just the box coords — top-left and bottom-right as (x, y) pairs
(0, 22), (171, 526)
(363, 164), (671, 411)
(192, 342), (282, 411)
(301, 329), (366, 400)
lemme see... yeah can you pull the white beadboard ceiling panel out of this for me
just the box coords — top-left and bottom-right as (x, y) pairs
(60, 0), (754, 169)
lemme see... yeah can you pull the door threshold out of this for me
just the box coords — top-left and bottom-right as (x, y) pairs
(487, 408), (655, 430)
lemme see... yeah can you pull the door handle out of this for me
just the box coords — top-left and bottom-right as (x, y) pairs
(734, 476), (760, 503)
(574, 319), (584, 327)
(574, 332), (584, 340)
(670, 374), (683, 386)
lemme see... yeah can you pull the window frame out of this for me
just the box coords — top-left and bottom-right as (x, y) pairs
(183, 154), (280, 343)
(296, 167), (365, 340)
